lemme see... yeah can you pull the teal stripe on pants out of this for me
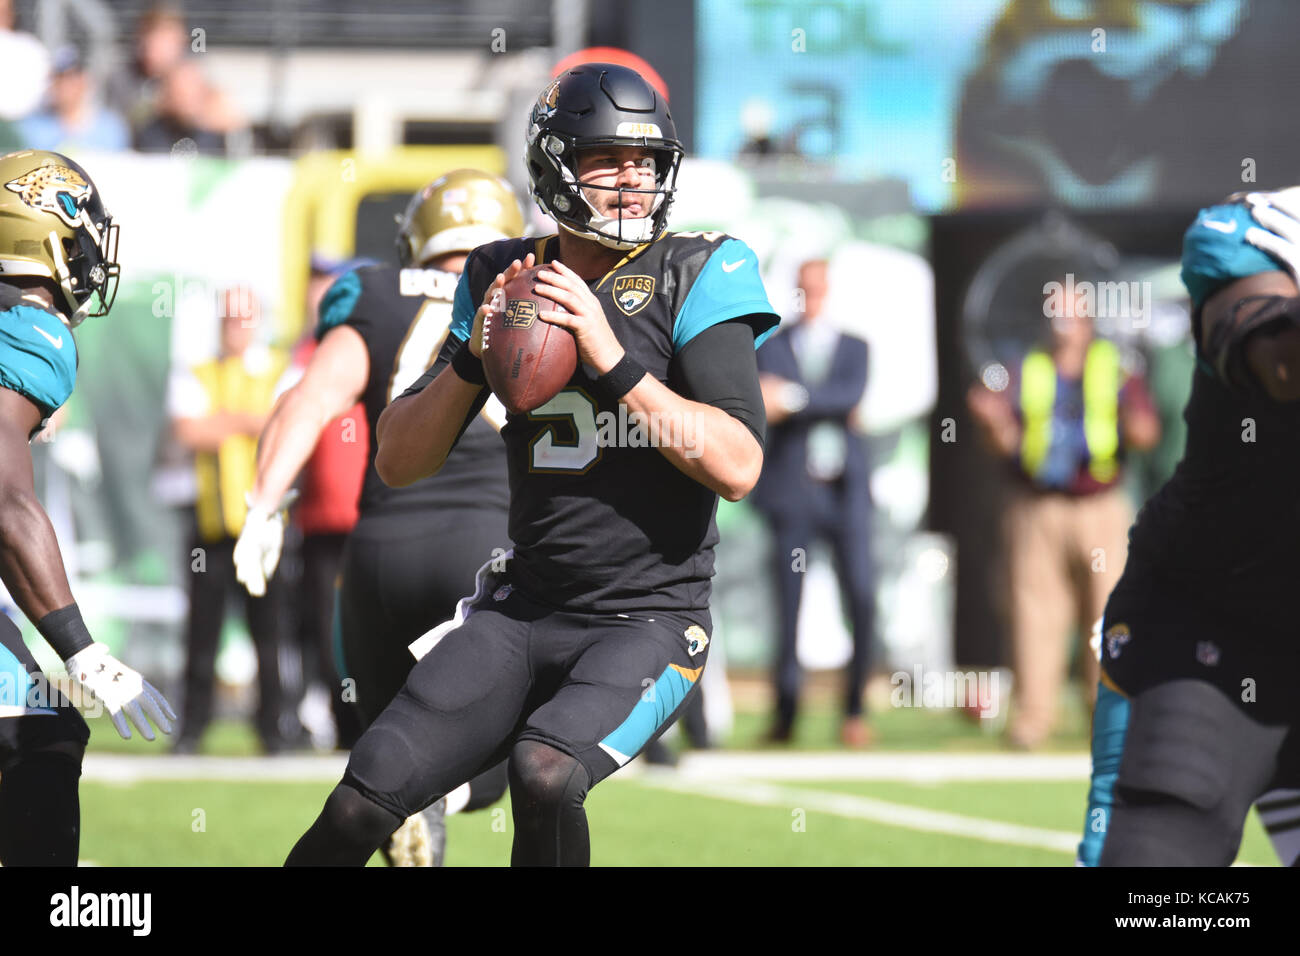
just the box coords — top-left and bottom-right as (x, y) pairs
(1078, 680), (1131, 866)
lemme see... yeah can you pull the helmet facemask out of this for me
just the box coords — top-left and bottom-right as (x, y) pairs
(557, 147), (682, 249)
(529, 132), (683, 251)
(49, 206), (119, 326)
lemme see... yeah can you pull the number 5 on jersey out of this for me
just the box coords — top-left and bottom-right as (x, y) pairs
(528, 389), (601, 473)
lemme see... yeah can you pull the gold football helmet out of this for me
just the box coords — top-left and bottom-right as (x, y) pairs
(0, 150), (119, 324)
(395, 169), (524, 268)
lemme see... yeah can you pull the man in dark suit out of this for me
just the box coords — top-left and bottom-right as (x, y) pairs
(752, 259), (876, 747)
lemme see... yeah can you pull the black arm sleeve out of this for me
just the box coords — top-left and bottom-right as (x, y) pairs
(395, 333), (490, 454)
(669, 318), (767, 449)
(1202, 294), (1300, 396)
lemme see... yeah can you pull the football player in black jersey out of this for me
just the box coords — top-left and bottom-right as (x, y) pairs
(1078, 188), (1300, 866)
(237, 170), (523, 865)
(287, 63), (779, 866)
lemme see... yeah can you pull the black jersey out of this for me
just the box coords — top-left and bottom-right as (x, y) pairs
(402, 232), (779, 613)
(1127, 201), (1300, 635)
(316, 263), (508, 525)
(1124, 355), (1300, 631)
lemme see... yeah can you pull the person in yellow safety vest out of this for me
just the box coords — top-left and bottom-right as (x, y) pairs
(166, 287), (302, 754)
(966, 284), (1161, 749)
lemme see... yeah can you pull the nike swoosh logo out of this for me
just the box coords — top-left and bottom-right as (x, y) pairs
(1200, 218), (1237, 234)
(33, 325), (63, 349)
(721, 259), (746, 272)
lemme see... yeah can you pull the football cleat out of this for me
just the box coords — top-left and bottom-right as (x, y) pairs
(385, 798), (447, 867)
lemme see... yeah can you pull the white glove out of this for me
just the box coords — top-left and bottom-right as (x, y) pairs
(48, 427), (102, 485)
(234, 489), (298, 597)
(65, 642), (176, 741)
(1242, 187), (1300, 281)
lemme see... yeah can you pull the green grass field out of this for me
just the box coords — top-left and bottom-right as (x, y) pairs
(71, 684), (1279, 867)
(77, 776), (1278, 867)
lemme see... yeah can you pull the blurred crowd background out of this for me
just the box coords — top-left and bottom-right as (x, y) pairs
(2, 0), (1298, 754)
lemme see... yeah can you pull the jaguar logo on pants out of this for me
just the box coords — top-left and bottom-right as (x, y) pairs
(1104, 623), (1130, 659)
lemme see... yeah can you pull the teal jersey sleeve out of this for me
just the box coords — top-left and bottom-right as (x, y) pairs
(315, 269), (363, 338)
(449, 264), (475, 343)
(1181, 203), (1284, 308)
(0, 305), (77, 419)
(673, 239), (779, 352)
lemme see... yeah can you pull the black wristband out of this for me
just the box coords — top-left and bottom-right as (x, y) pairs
(451, 341), (486, 385)
(37, 603), (94, 661)
(595, 353), (648, 401)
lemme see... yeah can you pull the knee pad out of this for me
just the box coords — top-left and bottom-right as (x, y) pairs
(507, 742), (592, 866)
(321, 781), (403, 847)
(342, 724), (429, 819)
(508, 741), (589, 810)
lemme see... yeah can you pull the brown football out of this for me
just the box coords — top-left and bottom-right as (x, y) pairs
(481, 265), (578, 415)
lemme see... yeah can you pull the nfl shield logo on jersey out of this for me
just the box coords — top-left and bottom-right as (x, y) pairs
(1196, 640), (1221, 667)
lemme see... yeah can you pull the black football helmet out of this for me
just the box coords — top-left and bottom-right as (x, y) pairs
(525, 62), (684, 250)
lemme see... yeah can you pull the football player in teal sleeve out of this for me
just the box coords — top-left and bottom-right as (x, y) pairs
(237, 170), (523, 865)
(1078, 190), (1300, 866)
(0, 150), (174, 865)
(287, 63), (778, 866)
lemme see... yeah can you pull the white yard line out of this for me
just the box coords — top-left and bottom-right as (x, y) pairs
(670, 751), (1092, 782)
(630, 774), (1082, 854)
(80, 750), (1090, 784)
(82, 753), (348, 783)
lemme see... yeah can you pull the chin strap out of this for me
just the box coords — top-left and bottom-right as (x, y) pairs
(556, 164), (667, 250)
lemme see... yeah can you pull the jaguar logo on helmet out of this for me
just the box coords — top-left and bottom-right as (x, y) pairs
(0, 150), (120, 324)
(534, 79), (561, 121)
(5, 164), (95, 231)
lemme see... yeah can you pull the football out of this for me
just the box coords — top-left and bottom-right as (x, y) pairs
(482, 265), (578, 415)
